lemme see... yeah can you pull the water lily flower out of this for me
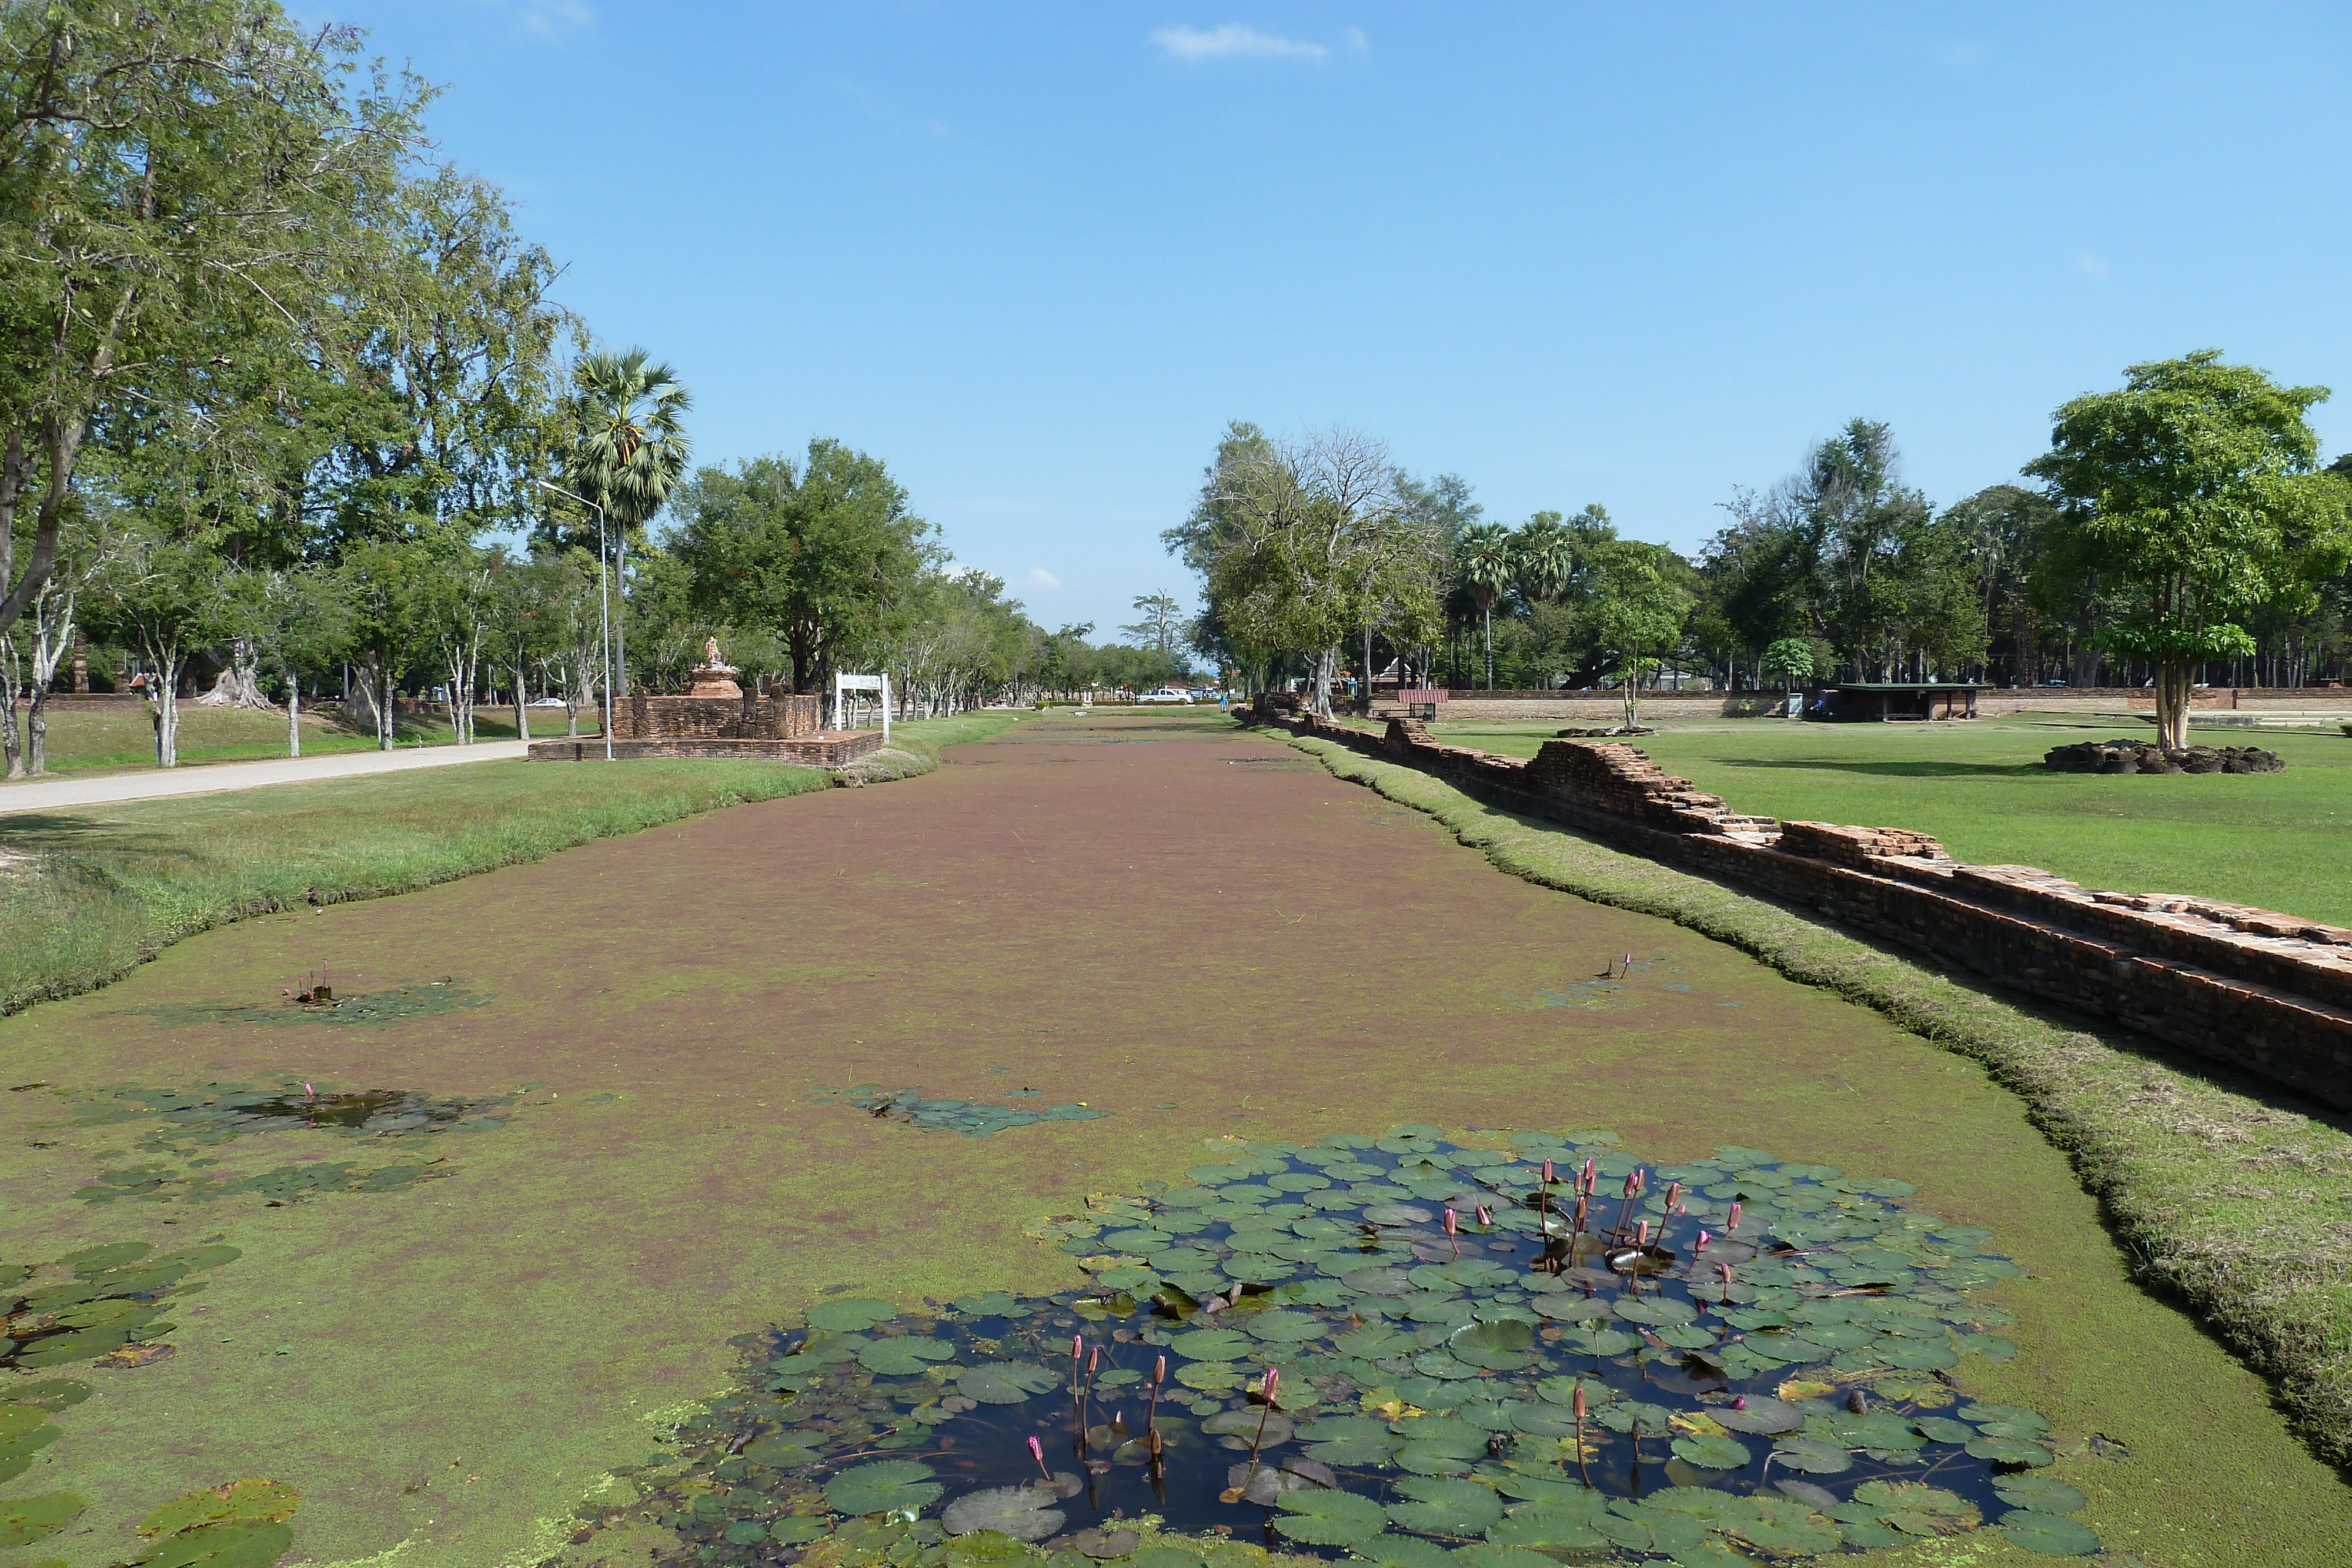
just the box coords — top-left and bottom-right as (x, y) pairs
(1732, 1395), (1748, 1410)
(1718, 1262), (1733, 1287)
(1071, 1334), (1084, 1362)
(1695, 1229), (1712, 1252)
(1444, 1207), (1458, 1234)
(1262, 1367), (1279, 1403)
(1542, 1158), (1555, 1185)
(1027, 1435), (1051, 1478)
(1663, 1181), (1681, 1211)
(1636, 1220), (1649, 1246)
(1152, 1355), (1166, 1386)
(1727, 1201), (1742, 1231)
(1476, 1205), (1492, 1226)
(1582, 1156), (1596, 1191)
(1572, 1385), (1586, 1419)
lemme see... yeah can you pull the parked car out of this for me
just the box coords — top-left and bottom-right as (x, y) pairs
(1136, 690), (1192, 704)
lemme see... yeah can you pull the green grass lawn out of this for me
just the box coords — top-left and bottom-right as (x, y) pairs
(1422, 711), (2352, 927)
(5, 701), (600, 777)
(0, 711), (1023, 1014)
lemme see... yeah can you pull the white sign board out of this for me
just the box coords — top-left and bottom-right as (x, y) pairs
(832, 673), (891, 743)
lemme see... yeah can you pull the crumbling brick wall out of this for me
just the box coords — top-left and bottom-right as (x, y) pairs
(1251, 703), (2352, 1109)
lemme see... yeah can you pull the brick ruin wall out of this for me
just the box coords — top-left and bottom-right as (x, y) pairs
(614, 691), (821, 741)
(1250, 706), (2352, 1111)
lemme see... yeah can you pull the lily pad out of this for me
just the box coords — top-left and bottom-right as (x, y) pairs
(1710, 1397), (1803, 1435)
(1274, 1488), (1390, 1546)
(1170, 1328), (1252, 1361)
(957, 1362), (1060, 1405)
(826, 1460), (943, 1516)
(1484, 1506), (1607, 1551)
(1669, 1434), (1750, 1470)
(131, 1520), (294, 1567)
(859, 1338), (957, 1375)
(0, 1492), (84, 1548)
(808, 1299), (897, 1332)
(1994, 1476), (2089, 1514)
(1966, 1435), (2054, 1467)
(941, 1485), (1064, 1541)
(1384, 1477), (1504, 1535)
(1248, 1310), (1324, 1343)
(1355, 1536), (1458, 1568)
(1999, 1510), (2102, 1554)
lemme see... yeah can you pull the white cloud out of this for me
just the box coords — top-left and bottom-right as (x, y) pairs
(2077, 252), (2112, 279)
(1150, 24), (1328, 62)
(1342, 27), (1368, 54)
(1027, 567), (1064, 591)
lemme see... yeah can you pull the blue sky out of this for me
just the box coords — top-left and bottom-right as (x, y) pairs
(355, 3), (2351, 639)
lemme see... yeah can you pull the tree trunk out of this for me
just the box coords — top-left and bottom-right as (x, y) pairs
(26, 685), (50, 775)
(149, 658), (183, 768)
(1310, 646), (1337, 718)
(196, 640), (271, 707)
(288, 678), (301, 758)
(2156, 657), (2192, 751)
(514, 660), (532, 742)
(1483, 608), (1494, 690)
(0, 640), (21, 780)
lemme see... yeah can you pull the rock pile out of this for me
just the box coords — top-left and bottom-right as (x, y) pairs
(1554, 725), (1657, 737)
(2043, 739), (2284, 774)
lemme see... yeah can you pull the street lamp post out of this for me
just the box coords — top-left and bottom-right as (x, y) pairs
(537, 480), (614, 763)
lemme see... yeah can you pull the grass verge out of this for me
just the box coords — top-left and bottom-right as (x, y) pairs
(0, 711), (1025, 1017)
(1267, 723), (2352, 1471)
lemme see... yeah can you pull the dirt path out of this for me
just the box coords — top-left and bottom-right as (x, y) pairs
(2, 711), (2343, 1567)
(0, 738), (528, 814)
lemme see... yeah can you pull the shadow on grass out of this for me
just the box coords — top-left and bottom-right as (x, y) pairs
(1708, 757), (2046, 780)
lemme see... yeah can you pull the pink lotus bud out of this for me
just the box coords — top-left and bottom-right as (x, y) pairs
(1542, 1159), (1555, 1185)
(1695, 1229), (1711, 1252)
(1636, 1220), (1649, 1246)
(1263, 1368), (1279, 1402)
(1732, 1396), (1748, 1410)
(1572, 1386), (1586, 1419)
(1718, 1262), (1733, 1286)
(1664, 1182), (1681, 1211)
(1444, 1207), (1458, 1235)
(1028, 1435), (1044, 1462)
(1582, 1157), (1596, 1189)
(303, 1081), (315, 1098)
(1622, 1172), (1638, 1198)
(1152, 1355), (1165, 1385)
(1088, 1346), (1099, 1372)
(1727, 1201), (1742, 1230)
(1476, 1205), (1492, 1226)
(1071, 1334), (1084, 1362)
(1675, 1202), (1688, 1216)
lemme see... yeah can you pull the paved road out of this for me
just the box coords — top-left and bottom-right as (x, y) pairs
(0, 740), (529, 815)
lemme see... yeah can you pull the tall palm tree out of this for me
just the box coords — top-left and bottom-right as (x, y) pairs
(570, 347), (691, 696)
(1514, 514), (1576, 603)
(1454, 522), (1516, 690)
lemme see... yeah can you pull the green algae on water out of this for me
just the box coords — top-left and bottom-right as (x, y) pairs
(809, 1082), (1108, 1137)
(117, 981), (493, 1031)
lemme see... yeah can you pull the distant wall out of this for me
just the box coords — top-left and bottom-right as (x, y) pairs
(613, 692), (821, 741)
(1249, 705), (2352, 1110)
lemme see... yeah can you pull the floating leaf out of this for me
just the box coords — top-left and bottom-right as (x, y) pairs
(1669, 1434), (1750, 1469)
(1995, 1476), (2089, 1514)
(1355, 1535), (1456, 1568)
(1272, 1488), (1389, 1546)
(1999, 1510), (2102, 1555)
(825, 1460), (942, 1516)
(0, 1493), (83, 1549)
(957, 1362), (1060, 1405)
(131, 1520), (294, 1568)
(1248, 1310), (1324, 1343)
(808, 1299), (897, 1332)
(1710, 1396), (1803, 1435)
(1384, 1477), (1503, 1534)
(941, 1485), (1063, 1541)
(859, 1338), (957, 1375)
(138, 1482), (299, 1537)
(1966, 1436), (2054, 1467)
(1484, 1505), (1607, 1551)
(1733, 1513), (1842, 1554)
(950, 1292), (1023, 1317)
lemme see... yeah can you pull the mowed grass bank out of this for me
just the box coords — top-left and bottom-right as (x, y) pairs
(4, 701), (574, 776)
(1426, 712), (2352, 926)
(1272, 723), (2352, 1470)
(0, 711), (1023, 1014)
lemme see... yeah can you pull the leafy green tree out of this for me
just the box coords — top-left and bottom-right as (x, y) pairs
(2026, 351), (2352, 748)
(1454, 523), (1516, 689)
(1760, 636), (1815, 691)
(1589, 540), (1695, 727)
(1121, 593), (1185, 656)
(91, 523), (231, 767)
(0, 2), (424, 641)
(671, 440), (935, 697)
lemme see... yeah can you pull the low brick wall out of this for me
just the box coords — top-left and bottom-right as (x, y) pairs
(527, 730), (883, 768)
(1250, 706), (2352, 1109)
(613, 691), (821, 741)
